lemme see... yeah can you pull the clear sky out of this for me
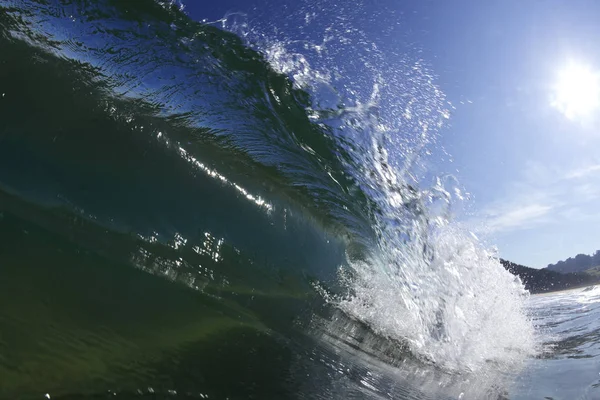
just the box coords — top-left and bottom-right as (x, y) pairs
(184, 0), (600, 269)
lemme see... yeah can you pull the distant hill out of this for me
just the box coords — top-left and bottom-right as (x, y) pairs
(546, 250), (600, 274)
(500, 259), (600, 294)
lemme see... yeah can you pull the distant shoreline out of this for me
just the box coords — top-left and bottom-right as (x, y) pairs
(501, 259), (600, 294)
(532, 284), (596, 296)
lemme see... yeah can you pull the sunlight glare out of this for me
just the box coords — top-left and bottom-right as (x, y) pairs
(552, 62), (600, 121)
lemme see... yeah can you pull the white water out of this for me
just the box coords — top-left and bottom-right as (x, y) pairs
(217, 0), (537, 372)
(338, 229), (536, 371)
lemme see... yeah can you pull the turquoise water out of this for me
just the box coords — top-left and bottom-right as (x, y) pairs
(0, 1), (596, 399)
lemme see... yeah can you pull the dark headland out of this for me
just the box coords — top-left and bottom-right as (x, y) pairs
(501, 257), (600, 294)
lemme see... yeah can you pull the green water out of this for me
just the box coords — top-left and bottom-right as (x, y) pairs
(0, 208), (312, 399)
(0, 1), (560, 399)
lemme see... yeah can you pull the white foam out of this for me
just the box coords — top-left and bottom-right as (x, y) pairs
(218, 2), (537, 372)
(337, 227), (536, 371)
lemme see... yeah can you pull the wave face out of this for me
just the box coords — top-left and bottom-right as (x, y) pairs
(218, 0), (537, 371)
(0, 0), (535, 395)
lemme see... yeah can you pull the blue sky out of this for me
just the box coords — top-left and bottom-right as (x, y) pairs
(411, 0), (600, 268)
(184, 0), (600, 269)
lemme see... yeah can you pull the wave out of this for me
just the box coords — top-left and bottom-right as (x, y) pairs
(219, 0), (537, 370)
(0, 0), (535, 376)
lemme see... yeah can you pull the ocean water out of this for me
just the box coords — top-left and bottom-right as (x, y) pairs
(0, 1), (597, 399)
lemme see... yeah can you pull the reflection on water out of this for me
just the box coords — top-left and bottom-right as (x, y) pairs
(177, 145), (273, 212)
(509, 288), (600, 399)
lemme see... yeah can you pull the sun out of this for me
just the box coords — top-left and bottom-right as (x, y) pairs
(552, 62), (600, 121)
